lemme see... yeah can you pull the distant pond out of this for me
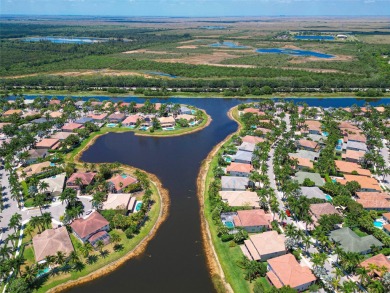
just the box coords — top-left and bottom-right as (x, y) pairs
(23, 37), (106, 44)
(294, 35), (335, 41)
(256, 48), (335, 59)
(145, 71), (179, 78)
(209, 41), (249, 49)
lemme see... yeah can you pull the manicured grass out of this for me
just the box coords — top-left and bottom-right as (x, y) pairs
(34, 182), (160, 292)
(352, 227), (369, 237)
(204, 134), (252, 293)
(23, 246), (36, 267)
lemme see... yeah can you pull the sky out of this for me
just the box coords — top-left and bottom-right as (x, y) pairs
(1, 0), (390, 16)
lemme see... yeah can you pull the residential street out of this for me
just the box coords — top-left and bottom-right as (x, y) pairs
(379, 139), (390, 189)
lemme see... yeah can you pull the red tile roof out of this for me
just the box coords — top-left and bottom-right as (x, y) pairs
(36, 138), (60, 149)
(337, 175), (381, 192)
(122, 115), (141, 124)
(62, 123), (83, 131)
(356, 192), (390, 209)
(71, 212), (109, 239)
(88, 113), (108, 120)
(107, 174), (137, 191)
(342, 150), (365, 161)
(298, 139), (318, 150)
(335, 160), (371, 176)
(226, 162), (253, 174)
(242, 135), (265, 144)
(267, 254), (316, 289)
(233, 209), (271, 227)
(360, 254), (390, 277)
(67, 172), (96, 186)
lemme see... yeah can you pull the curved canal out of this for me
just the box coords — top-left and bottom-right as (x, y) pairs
(67, 97), (388, 293)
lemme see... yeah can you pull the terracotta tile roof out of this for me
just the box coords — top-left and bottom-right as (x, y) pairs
(62, 123), (83, 131)
(88, 113), (108, 120)
(382, 212), (390, 221)
(266, 271), (284, 288)
(102, 193), (133, 210)
(33, 227), (74, 262)
(49, 111), (62, 118)
(356, 192), (390, 209)
(242, 135), (264, 144)
(21, 161), (51, 177)
(384, 224), (390, 233)
(36, 138), (60, 149)
(176, 114), (195, 121)
(107, 174), (137, 191)
(108, 113), (125, 120)
(347, 133), (367, 143)
(219, 191), (260, 208)
(337, 175), (381, 191)
(49, 100), (61, 105)
(242, 108), (258, 114)
(304, 120), (322, 132)
(374, 107), (385, 113)
(267, 254), (316, 289)
(67, 172), (96, 186)
(298, 139), (318, 150)
(233, 209), (271, 228)
(245, 231), (285, 261)
(159, 116), (176, 124)
(309, 203), (340, 220)
(70, 212), (109, 239)
(256, 127), (271, 134)
(51, 131), (77, 140)
(226, 162), (253, 174)
(335, 160), (371, 176)
(3, 109), (22, 116)
(122, 115), (141, 124)
(293, 157), (313, 169)
(342, 150), (365, 161)
(0, 122), (11, 130)
(339, 121), (360, 131)
(360, 254), (390, 276)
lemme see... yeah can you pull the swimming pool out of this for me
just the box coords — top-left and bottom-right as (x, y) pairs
(189, 121), (197, 126)
(325, 194), (333, 201)
(332, 179), (337, 183)
(191, 110), (196, 115)
(106, 123), (118, 128)
(139, 126), (149, 131)
(121, 174), (127, 179)
(335, 145), (342, 151)
(374, 220), (384, 228)
(256, 48), (334, 59)
(322, 131), (329, 137)
(224, 221), (235, 228)
(126, 125), (136, 129)
(225, 157), (232, 163)
(37, 267), (50, 277)
(163, 127), (175, 131)
(135, 201), (142, 212)
(50, 162), (56, 167)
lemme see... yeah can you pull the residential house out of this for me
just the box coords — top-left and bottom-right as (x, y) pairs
(241, 231), (286, 261)
(26, 149), (48, 165)
(49, 111), (62, 118)
(304, 120), (322, 135)
(32, 227), (74, 263)
(180, 106), (192, 115)
(337, 175), (381, 192)
(329, 227), (383, 254)
(3, 109), (22, 117)
(159, 116), (176, 128)
(309, 203), (340, 226)
(107, 113), (125, 123)
(360, 254), (390, 278)
(299, 186), (327, 200)
(66, 172), (97, 190)
(31, 117), (49, 124)
(347, 133), (367, 144)
(71, 212), (110, 247)
(267, 254), (316, 291)
(122, 115), (141, 127)
(346, 141), (368, 152)
(242, 135), (265, 144)
(219, 191), (260, 208)
(233, 209), (272, 233)
(342, 150), (365, 163)
(297, 139), (319, 152)
(232, 151), (253, 164)
(0, 122), (11, 132)
(20, 161), (51, 178)
(39, 173), (66, 197)
(221, 176), (248, 191)
(49, 99), (61, 105)
(355, 192), (390, 211)
(51, 131), (78, 141)
(294, 171), (324, 187)
(62, 123), (83, 132)
(334, 160), (371, 177)
(238, 142), (256, 153)
(290, 156), (313, 170)
(102, 193), (136, 212)
(35, 138), (60, 150)
(88, 113), (108, 122)
(176, 114), (195, 121)
(256, 127), (272, 138)
(226, 162), (253, 177)
(289, 150), (320, 161)
(307, 134), (326, 145)
(75, 117), (94, 124)
(107, 174), (138, 193)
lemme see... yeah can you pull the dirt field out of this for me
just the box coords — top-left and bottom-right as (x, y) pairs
(177, 45), (198, 49)
(6, 70), (157, 79)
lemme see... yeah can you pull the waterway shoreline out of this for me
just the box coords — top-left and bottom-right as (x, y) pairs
(196, 106), (241, 293)
(5, 90), (390, 99)
(45, 141), (171, 292)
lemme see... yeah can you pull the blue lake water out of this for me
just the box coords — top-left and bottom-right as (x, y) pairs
(256, 48), (334, 59)
(201, 26), (226, 30)
(23, 37), (104, 44)
(210, 41), (248, 49)
(145, 71), (178, 78)
(294, 35), (335, 41)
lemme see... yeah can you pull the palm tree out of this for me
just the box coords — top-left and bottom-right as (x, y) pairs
(110, 232), (121, 245)
(41, 212), (52, 230)
(9, 213), (22, 233)
(74, 177), (84, 192)
(341, 280), (359, 293)
(302, 235), (312, 253)
(45, 255), (56, 267)
(356, 266), (370, 286)
(38, 181), (49, 193)
(33, 193), (46, 215)
(67, 251), (80, 266)
(23, 265), (38, 284)
(80, 243), (94, 258)
(96, 240), (104, 253)
(55, 251), (66, 266)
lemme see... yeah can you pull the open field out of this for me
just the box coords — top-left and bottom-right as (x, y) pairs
(1, 16), (389, 94)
